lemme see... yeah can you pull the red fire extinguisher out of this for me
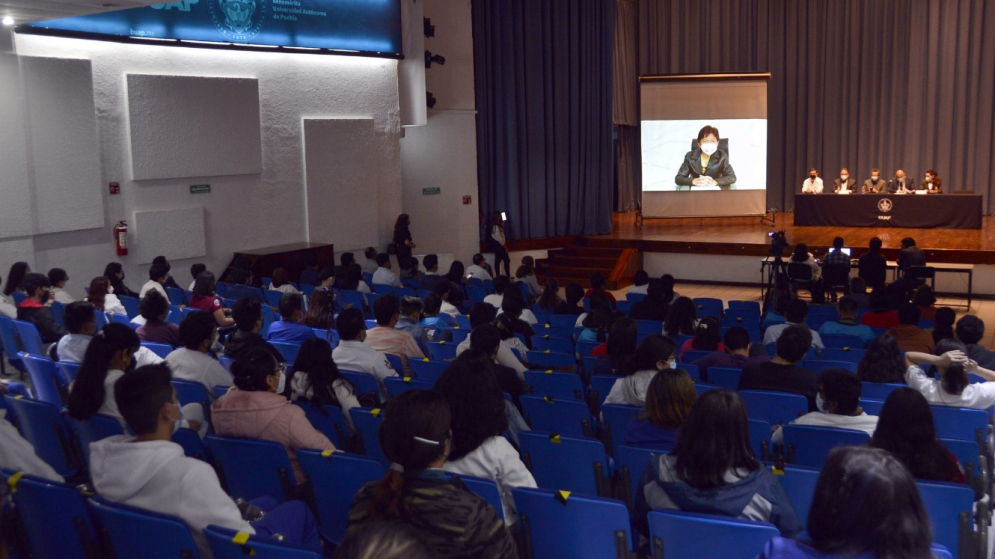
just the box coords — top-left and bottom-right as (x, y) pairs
(114, 221), (128, 256)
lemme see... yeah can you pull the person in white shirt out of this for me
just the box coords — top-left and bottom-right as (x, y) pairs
(331, 308), (397, 397)
(604, 335), (675, 407)
(763, 299), (824, 350)
(87, 276), (128, 317)
(289, 338), (361, 429)
(56, 301), (99, 363)
(139, 263), (170, 300)
(0, 277), (15, 317)
(465, 253), (493, 282)
(371, 253), (401, 288)
(437, 357), (536, 524)
(627, 271), (650, 296)
(772, 368), (878, 444)
(268, 268), (301, 295)
(0, 408), (64, 481)
(188, 263), (206, 292)
(361, 247), (379, 276)
(165, 311), (233, 396)
(801, 167), (823, 194)
(47, 268), (75, 304)
(89, 364), (321, 558)
(432, 281), (462, 318)
(456, 305), (527, 378)
(904, 341), (995, 410)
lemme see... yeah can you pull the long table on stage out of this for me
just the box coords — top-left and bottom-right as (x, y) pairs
(794, 194), (983, 229)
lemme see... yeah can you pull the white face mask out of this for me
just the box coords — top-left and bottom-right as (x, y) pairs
(108, 285), (115, 294)
(871, 176), (880, 182)
(700, 142), (718, 156)
(840, 175), (849, 181)
(667, 359), (676, 369)
(276, 371), (286, 394)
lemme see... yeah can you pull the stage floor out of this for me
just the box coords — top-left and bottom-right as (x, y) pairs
(585, 212), (995, 264)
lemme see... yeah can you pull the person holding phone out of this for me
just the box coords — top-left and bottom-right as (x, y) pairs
(16, 272), (67, 347)
(674, 125), (737, 188)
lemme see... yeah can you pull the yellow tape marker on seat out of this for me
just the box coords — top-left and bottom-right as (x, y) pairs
(232, 531), (251, 545)
(321, 450), (333, 458)
(404, 377), (412, 383)
(555, 490), (571, 505)
(371, 408), (382, 417)
(544, 350), (551, 354)
(7, 471), (23, 493)
(440, 340), (447, 344)
(772, 466), (785, 476)
(423, 358), (430, 362)
(843, 347), (850, 351)
(544, 396), (554, 404)
(545, 369), (553, 374)
(549, 434), (561, 444)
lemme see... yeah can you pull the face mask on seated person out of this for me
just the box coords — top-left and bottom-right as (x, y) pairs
(840, 175), (849, 181)
(700, 142), (718, 156)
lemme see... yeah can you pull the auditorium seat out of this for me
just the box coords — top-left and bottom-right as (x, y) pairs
(1, 469), (101, 559)
(531, 335), (575, 354)
(615, 444), (667, 509)
(338, 371), (382, 404)
(172, 379), (212, 407)
(524, 370), (586, 401)
(3, 395), (83, 480)
(350, 407), (389, 466)
(518, 434), (613, 497)
(513, 487), (635, 559)
(679, 349), (710, 364)
(588, 375), (618, 407)
(13, 321), (46, 358)
(521, 395), (593, 439)
(820, 333), (867, 349)
(204, 435), (298, 503)
(141, 342), (173, 359)
(708, 366), (742, 389)
(781, 425), (871, 468)
(739, 390), (808, 426)
(648, 509), (779, 559)
(777, 465), (820, 527)
(292, 401), (353, 451)
(819, 347), (866, 363)
(575, 340), (600, 357)
(801, 359), (857, 373)
(297, 449), (385, 545)
(749, 419), (773, 462)
(693, 298), (724, 319)
(674, 363), (701, 382)
(526, 350), (576, 371)
(601, 404), (641, 457)
(427, 340), (458, 362)
(57, 360), (81, 385)
(204, 525), (322, 558)
(917, 480), (978, 557)
(383, 376), (433, 398)
(21, 353), (67, 407)
(68, 413), (123, 470)
(860, 381), (903, 401)
(89, 495), (200, 559)
(0, 316), (27, 374)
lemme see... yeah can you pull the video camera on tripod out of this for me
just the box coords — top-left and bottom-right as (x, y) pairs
(763, 230), (790, 314)
(768, 230), (788, 257)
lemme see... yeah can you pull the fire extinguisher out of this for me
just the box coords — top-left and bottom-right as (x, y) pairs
(114, 220), (128, 256)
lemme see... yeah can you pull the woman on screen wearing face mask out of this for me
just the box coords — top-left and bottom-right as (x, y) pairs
(674, 125), (738, 188)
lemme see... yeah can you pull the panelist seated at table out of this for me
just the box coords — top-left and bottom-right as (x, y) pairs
(801, 167), (823, 194)
(834, 168), (856, 194)
(923, 169), (943, 194)
(890, 169), (917, 194)
(861, 169), (886, 194)
(674, 125), (737, 188)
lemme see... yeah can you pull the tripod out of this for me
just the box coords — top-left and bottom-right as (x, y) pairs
(761, 254), (789, 317)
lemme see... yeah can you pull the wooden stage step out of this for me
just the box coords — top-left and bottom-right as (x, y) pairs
(536, 239), (642, 290)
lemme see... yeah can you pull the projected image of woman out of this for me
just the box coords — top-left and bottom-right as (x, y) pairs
(675, 125), (737, 188)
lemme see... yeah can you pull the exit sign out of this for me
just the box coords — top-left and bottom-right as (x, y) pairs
(190, 184), (211, 194)
(422, 187), (441, 195)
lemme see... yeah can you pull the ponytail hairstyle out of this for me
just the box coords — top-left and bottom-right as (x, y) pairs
(582, 306), (614, 342)
(690, 317), (722, 351)
(372, 390), (451, 518)
(231, 347), (279, 392)
(67, 323), (140, 420)
(935, 338), (970, 396)
(536, 278), (560, 309)
(87, 277), (110, 311)
(293, 338), (352, 411)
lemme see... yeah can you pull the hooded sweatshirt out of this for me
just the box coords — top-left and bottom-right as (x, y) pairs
(89, 435), (252, 558)
(603, 369), (658, 407)
(211, 389), (334, 482)
(0, 411), (63, 481)
(636, 453), (802, 538)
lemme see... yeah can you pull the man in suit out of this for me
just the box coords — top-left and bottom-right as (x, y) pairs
(834, 167), (856, 193)
(674, 125), (738, 188)
(891, 169), (916, 194)
(861, 169), (885, 194)
(923, 169), (943, 194)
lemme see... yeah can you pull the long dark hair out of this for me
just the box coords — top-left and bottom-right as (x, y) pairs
(293, 338), (352, 410)
(103, 263), (128, 295)
(807, 446), (933, 559)
(791, 243), (810, 263)
(935, 338), (969, 396)
(856, 334), (905, 383)
(343, 263), (363, 291)
(642, 368), (697, 429)
(87, 277), (111, 312)
(630, 334), (676, 376)
(672, 389), (759, 490)
(581, 306), (613, 342)
(433, 359), (507, 461)
(870, 388), (961, 483)
(302, 287), (336, 329)
(515, 256), (534, 279)
(67, 324), (140, 420)
(606, 317), (638, 376)
(231, 348), (278, 392)
(932, 307), (956, 345)
(536, 278), (560, 310)
(393, 214), (410, 236)
(664, 297), (697, 338)
(192, 271), (217, 298)
(445, 261), (465, 284)
(690, 316), (721, 351)
(371, 391), (451, 518)
(3, 262), (28, 296)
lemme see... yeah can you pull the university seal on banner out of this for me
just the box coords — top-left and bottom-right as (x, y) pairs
(877, 198), (893, 213)
(209, 0), (267, 41)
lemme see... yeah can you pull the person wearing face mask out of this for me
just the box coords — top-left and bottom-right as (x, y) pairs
(603, 335), (677, 407)
(47, 268), (75, 304)
(674, 125), (737, 188)
(212, 347), (336, 485)
(771, 368), (878, 445)
(861, 168), (884, 194)
(833, 167), (856, 194)
(890, 168), (915, 194)
(923, 169), (943, 194)
(165, 311), (233, 398)
(801, 167), (823, 194)
(56, 301), (100, 363)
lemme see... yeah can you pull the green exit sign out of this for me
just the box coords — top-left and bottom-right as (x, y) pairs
(190, 184), (211, 194)
(422, 187), (441, 195)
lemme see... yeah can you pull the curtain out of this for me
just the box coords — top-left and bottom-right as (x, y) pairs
(636, 0), (995, 213)
(614, 0), (641, 211)
(473, 0), (616, 240)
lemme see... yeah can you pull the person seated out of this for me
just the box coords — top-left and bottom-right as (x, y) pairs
(891, 168), (915, 193)
(771, 368), (878, 444)
(465, 253), (494, 282)
(861, 168), (885, 194)
(739, 325), (820, 411)
(56, 301), (99, 363)
(333, 520), (433, 558)
(904, 340), (995, 410)
(188, 263), (206, 292)
(334, 253), (355, 283)
(833, 167), (856, 193)
(855, 334), (906, 384)
(188, 271), (234, 327)
(483, 275), (510, 309)
(869, 388), (966, 484)
(604, 335), (676, 407)
(817, 296), (876, 345)
(17, 273), (67, 346)
(300, 286), (336, 331)
(394, 296), (430, 355)
(887, 303), (934, 354)
(331, 308), (398, 395)
(419, 294), (451, 334)
(912, 285), (938, 321)
(418, 254), (444, 292)
(436, 359), (537, 524)
(0, 273), (17, 319)
(459, 324), (528, 409)
(212, 348), (335, 483)
(514, 256), (542, 303)
(399, 257), (422, 281)
(933, 307), (956, 345)
(223, 297), (283, 363)
(592, 317), (637, 375)
(48, 268), (75, 304)
(500, 288), (538, 328)
(801, 167), (823, 194)
(364, 294), (425, 374)
(897, 237), (927, 276)
(847, 277), (870, 308)
(955, 315), (995, 370)
(267, 293), (317, 345)
(759, 447), (936, 559)
(578, 306), (612, 348)
(495, 312), (531, 357)
(224, 266), (265, 303)
(789, 244), (822, 293)
(663, 296), (698, 338)
(371, 253), (401, 288)
(103, 262), (139, 299)
(318, 266), (335, 289)
(269, 268), (301, 296)
(165, 311), (233, 395)
(923, 169), (943, 194)
(628, 271), (650, 296)
(456, 303), (527, 378)
(857, 237), (887, 291)
(629, 279), (671, 322)
(346, 390), (516, 558)
(3, 261), (29, 298)
(553, 283), (586, 316)
(342, 262), (372, 295)
(432, 280), (463, 317)
(678, 317), (723, 361)
(87, 276), (129, 317)
(290, 338), (362, 428)
(139, 263), (170, 300)
(0, 404), (63, 481)
(625, 368), (697, 449)
(152, 256), (182, 291)
(819, 237), (851, 303)
(299, 251), (321, 287)
(585, 272), (617, 309)
(636, 390), (802, 538)
(859, 288), (900, 328)
(361, 247), (380, 276)
(533, 278), (563, 312)
(692, 326), (769, 382)
(763, 299), (824, 349)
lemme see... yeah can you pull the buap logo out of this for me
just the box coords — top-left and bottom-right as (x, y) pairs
(209, 0), (267, 41)
(877, 198), (893, 213)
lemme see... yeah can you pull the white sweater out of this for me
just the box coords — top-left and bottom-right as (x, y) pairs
(603, 369), (658, 407)
(90, 436), (252, 558)
(0, 411), (63, 481)
(166, 348), (233, 395)
(443, 436), (536, 524)
(771, 412), (879, 445)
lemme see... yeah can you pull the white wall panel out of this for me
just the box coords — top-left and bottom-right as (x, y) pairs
(132, 207), (207, 265)
(0, 54), (33, 238)
(127, 74), (262, 180)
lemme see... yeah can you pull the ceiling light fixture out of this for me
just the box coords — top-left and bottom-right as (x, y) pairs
(2, 16), (14, 26)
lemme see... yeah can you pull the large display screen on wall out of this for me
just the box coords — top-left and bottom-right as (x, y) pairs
(22, 0), (402, 57)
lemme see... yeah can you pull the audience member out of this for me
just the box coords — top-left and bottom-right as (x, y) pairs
(534, 278), (563, 311)
(456, 324), (528, 409)
(955, 315), (995, 369)
(290, 338), (361, 428)
(319, 266), (336, 288)
(514, 256), (542, 303)
(365, 294), (425, 372)
(678, 316), (723, 360)
(465, 253), (493, 281)
(790, 243), (821, 282)
(857, 237), (887, 290)
(455, 303), (527, 378)
(855, 334), (906, 384)
(165, 311), (233, 395)
(848, 277), (870, 308)
(771, 368), (878, 444)
(897, 237), (927, 274)
(418, 254), (444, 292)
(636, 390), (802, 537)
(419, 294), (451, 333)
(887, 303), (934, 353)
(48, 268), (74, 304)
(335, 252), (355, 279)
(224, 298), (283, 363)
(578, 305), (612, 345)
(0, 404), (63, 481)
(56, 301), (98, 362)
(625, 368), (697, 449)
(332, 308), (397, 396)
(2, 261), (29, 297)
(152, 256), (182, 291)
(139, 264), (170, 300)
(333, 520), (432, 559)
(693, 327), (769, 382)
(913, 285), (938, 320)
(346, 390), (516, 559)
(87, 276), (128, 316)
(604, 335), (676, 407)
(663, 296), (698, 338)
(585, 272), (617, 309)
(494, 312), (530, 357)
(104, 262), (139, 298)
(0, 273), (16, 319)
(759, 447), (934, 559)
(188, 263), (206, 291)
(189, 271), (233, 327)
(395, 296), (431, 355)
(739, 325), (820, 411)
(267, 293), (317, 345)
(372, 253), (401, 288)
(659, 274), (680, 304)
(343, 262), (372, 294)
(136, 290), (181, 347)
(817, 296), (875, 345)
(17, 272), (67, 345)
(362, 247), (379, 275)
(269, 268), (301, 295)
(554, 283), (586, 316)
(904, 340), (995, 409)
(67, 323), (141, 424)
(593, 317), (638, 376)
(932, 307), (956, 345)
(483, 275), (510, 309)
(629, 279), (670, 322)
(300, 251), (321, 287)
(819, 237), (851, 303)
(399, 256), (422, 281)
(763, 299), (824, 349)
(628, 270), (649, 295)
(859, 288), (899, 328)
(432, 280), (462, 317)
(498, 294), (537, 340)
(302, 287), (336, 330)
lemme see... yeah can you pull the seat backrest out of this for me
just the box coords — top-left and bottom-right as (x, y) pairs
(383, 376), (433, 398)
(820, 333), (867, 349)
(513, 487), (633, 559)
(615, 445), (667, 509)
(0, 316), (25, 369)
(426, 340), (458, 362)
(821, 263), (851, 286)
(3, 395), (81, 477)
(524, 370), (585, 401)
(292, 402), (352, 450)
(172, 379), (212, 407)
(588, 374), (617, 405)
(707, 366), (742, 389)
(57, 360), (82, 385)
(68, 413), (124, 470)
(939, 438), (981, 477)
(739, 390), (809, 426)
(917, 480), (975, 556)
(519, 432), (611, 497)
(407, 358), (448, 383)
(778, 466), (820, 526)
(204, 435), (297, 503)
(525, 350), (576, 371)
(786, 262), (813, 281)
(819, 347), (866, 363)
(648, 509), (779, 559)
(802, 359), (857, 373)
(680, 349), (710, 364)
(22, 353), (67, 407)
(693, 298), (724, 319)
(456, 475), (506, 521)
(635, 319), (664, 334)
(1, 469), (100, 559)
(141, 342), (173, 359)
(338, 371), (382, 404)
(13, 320), (45, 357)
(531, 335), (575, 354)
(601, 403), (641, 456)
(383, 353), (404, 373)
(349, 407), (389, 466)
(89, 495), (199, 558)
(860, 382), (904, 401)
(782, 425), (871, 468)
(521, 395), (592, 438)
(930, 405), (988, 444)
(859, 398), (884, 416)
(118, 295), (140, 319)
(269, 341), (301, 364)
(297, 449), (385, 545)
(204, 525), (322, 558)
(748, 419), (772, 461)
(171, 427), (211, 462)
(263, 289), (284, 308)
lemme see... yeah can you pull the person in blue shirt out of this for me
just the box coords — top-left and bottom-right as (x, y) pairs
(299, 251), (321, 287)
(817, 296), (876, 345)
(395, 296), (431, 355)
(266, 293), (317, 345)
(625, 368), (696, 449)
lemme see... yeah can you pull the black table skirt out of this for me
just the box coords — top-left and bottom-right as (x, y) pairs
(794, 194), (982, 229)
